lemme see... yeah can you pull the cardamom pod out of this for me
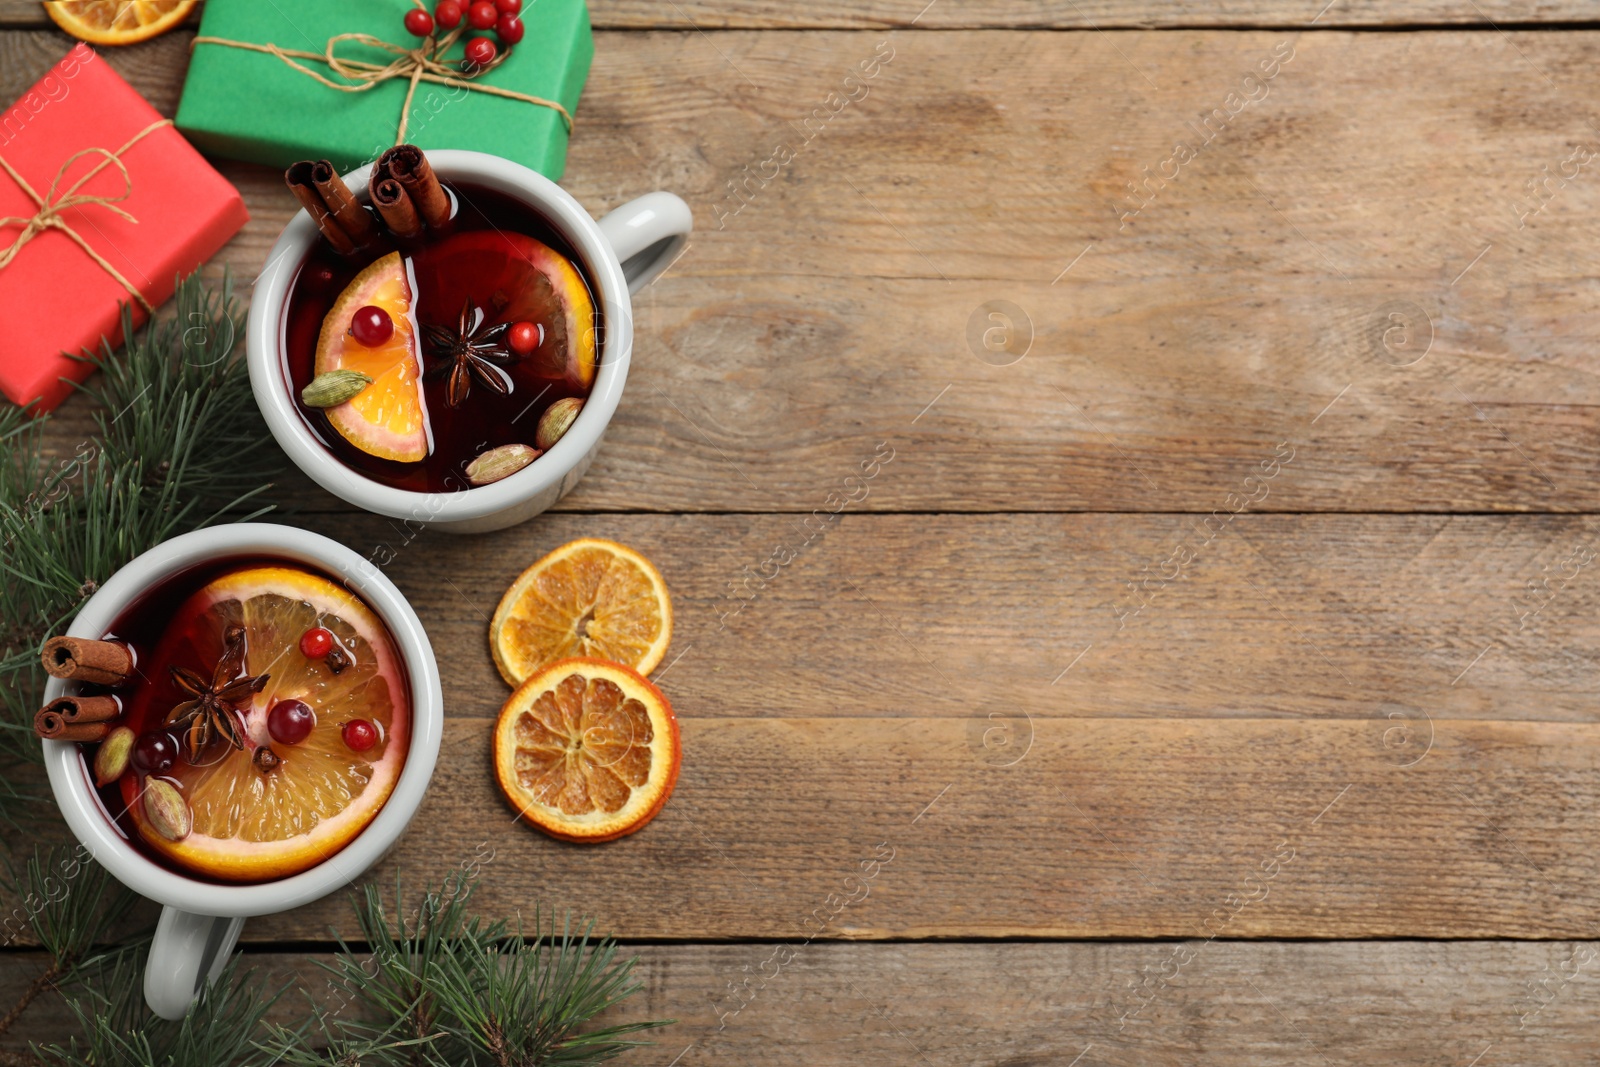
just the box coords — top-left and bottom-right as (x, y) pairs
(143, 778), (192, 842)
(93, 726), (135, 787)
(535, 397), (584, 451)
(466, 443), (541, 486)
(300, 369), (374, 408)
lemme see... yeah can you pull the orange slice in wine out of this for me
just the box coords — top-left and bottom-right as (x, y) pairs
(489, 538), (672, 687)
(120, 567), (410, 883)
(493, 658), (680, 842)
(314, 253), (428, 463)
(45, 1), (196, 45)
(412, 231), (598, 391)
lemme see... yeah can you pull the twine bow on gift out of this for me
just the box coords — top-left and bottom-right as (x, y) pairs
(0, 119), (170, 312)
(192, 3), (573, 149)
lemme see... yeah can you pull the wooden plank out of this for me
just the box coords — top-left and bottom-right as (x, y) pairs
(13, 713), (1600, 941)
(276, 510), (1600, 726)
(591, 1), (1600, 27)
(6, 940), (1600, 1062)
(2, 2), (1598, 30)
(8, 29), (1600, 512)
(271, 715), (1600, 941)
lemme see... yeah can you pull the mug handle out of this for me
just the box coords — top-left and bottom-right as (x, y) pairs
(144, 907), (246, 1020)
(597, 192), (693, 295)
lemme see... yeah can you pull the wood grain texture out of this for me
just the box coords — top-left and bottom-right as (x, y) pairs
(3, 2), (1599, 30)
(7, 29), (1600, 511)
(11, 714), (1599, 942)
(589, 1), (1600, 29)
(283, 511), (1600, 724)
(271, 715), (1600, 941)
(6, 940), (1600, 1062)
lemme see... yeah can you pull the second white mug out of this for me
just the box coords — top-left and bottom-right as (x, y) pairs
(40, 523), (444, 1020)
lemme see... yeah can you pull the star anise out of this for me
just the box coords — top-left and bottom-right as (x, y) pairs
(164, 624), (269, 761)
(423, 298), (515, 408)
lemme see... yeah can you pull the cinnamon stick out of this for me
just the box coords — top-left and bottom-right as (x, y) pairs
(40, 637), (133, 685)
(42, 694), (122, 725)
(312, 159), (379, 245)
(369, 167), (423, 239)
(383, 145), (452, 229)
(33, 707), (110, 743)
(286, 161), (357, 256)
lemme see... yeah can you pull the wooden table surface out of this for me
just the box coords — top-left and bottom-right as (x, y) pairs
(7, 1), (1600, 1062)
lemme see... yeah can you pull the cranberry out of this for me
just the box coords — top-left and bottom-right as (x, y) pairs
(434, 0), (463, 27)
(404, 8), (434, 35)
(464, 36), (497, 66)
(268, 699), (315, 745)
(350, 305), (394, 347)
(299, 626), (335, 659)
(495, 14), (524, 44)
(467, 1), (498, 29)
(343, 719), (379, 752)
(507, 320), (541, 355)
(494, 0), (520, 12)
(307, 263), (336, 290)
(132, 732), (176, 774)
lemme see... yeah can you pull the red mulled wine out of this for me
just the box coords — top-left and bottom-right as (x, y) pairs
(283, 180), (600, 494)
(80, 555), (412, 884)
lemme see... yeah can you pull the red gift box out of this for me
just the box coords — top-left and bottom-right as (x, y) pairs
(0, 45), (248, 412)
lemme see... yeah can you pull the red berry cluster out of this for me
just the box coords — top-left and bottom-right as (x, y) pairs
(405, 0), (524, 68)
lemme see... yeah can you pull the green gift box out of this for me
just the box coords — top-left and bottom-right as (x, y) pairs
(176, 0), (592, 178)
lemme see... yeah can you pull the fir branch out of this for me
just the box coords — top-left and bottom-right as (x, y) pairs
(0, 846), (139, 1014)
(260, 874), (670, 1067)
(352, 871), (496, 1060)
(6, 871), (665, 1064)
(263, 873), (502, 1066)
(0, 273), (283, 799)
(36, 952), (281, 1067)
(423, 910), (667, 1067)
(0, 406), (43, 511)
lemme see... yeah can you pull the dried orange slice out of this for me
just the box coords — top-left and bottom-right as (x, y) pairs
(490, 538), (672, 687)
(493, 658), (679, 842)
(44, 1), (196, 45)
(120, 567), (410, 883)
(314, 252), (428, 463)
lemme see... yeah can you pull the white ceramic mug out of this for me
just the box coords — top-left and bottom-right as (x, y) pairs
(41, 524), (444, 1020)
(247, 151), (692, 534)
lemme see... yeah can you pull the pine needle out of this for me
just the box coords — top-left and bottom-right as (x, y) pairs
(36, 953), (283, 1067)
(0, 273), (283, 824)
(0, 845), (139, 976)
(260, 873), (671, 1067)
(7, 858), (665, 1061)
